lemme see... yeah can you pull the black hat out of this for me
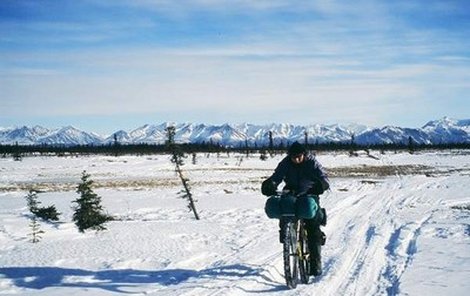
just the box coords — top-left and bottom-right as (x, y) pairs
(288, 141), (306, 156)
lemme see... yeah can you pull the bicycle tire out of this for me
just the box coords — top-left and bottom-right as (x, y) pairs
(283, 221), (299, 289)
(298, 221), (310, 284)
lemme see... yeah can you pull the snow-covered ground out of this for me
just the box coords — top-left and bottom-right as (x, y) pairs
(0, 150), (469, 295)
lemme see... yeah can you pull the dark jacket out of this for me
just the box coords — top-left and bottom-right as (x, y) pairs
(269, 153), (330, 196)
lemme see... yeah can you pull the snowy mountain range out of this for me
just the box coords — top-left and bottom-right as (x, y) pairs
(1, 117), (469, 146)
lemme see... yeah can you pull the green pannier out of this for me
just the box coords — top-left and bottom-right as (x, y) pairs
(264, 195), (296, 219)
(264, 195), (318, 219)
(295, 196), (318, 219)
(264, 196), (281, 218)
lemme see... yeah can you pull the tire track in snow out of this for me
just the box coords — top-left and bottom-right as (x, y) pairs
(380, 212), (435, 295)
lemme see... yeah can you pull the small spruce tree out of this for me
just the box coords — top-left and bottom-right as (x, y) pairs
(236, 156), (243, 167)
(73, 171), (110, 232)
(349, 134), (358, 157)
(259, 149), (268, 161)
(268, 131), (274, 157)
(29, 215), (44, 243)
(25, 189), (61, 221)
(25, 189), (40, 213)
(113, 134), (120, 157)
(13, 141), (22, 161)
(25, 190), (45, 243)
(245, 139), (250, 158)
(408, 136), (415, 154)
(166, 126), (200, 220)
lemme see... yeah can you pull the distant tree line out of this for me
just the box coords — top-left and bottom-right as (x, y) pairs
(1, 140), (469, 158)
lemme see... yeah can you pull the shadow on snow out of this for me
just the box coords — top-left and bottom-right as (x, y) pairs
(0, 264), (286, 294)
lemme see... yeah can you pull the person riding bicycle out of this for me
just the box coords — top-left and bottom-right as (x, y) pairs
(261, 141), (330, 276)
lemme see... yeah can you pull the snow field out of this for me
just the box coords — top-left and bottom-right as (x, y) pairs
(0, 150), (469, 295)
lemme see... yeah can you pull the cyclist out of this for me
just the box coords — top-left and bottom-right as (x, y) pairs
(261, 141), (330, 276)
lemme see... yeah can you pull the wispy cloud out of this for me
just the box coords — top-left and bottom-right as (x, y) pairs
(0, 0), (469, 131)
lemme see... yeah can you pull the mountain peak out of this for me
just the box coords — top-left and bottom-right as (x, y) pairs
(422, 117), (459, 129)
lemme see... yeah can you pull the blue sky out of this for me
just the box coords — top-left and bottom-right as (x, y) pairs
(1, 0), (469, 135)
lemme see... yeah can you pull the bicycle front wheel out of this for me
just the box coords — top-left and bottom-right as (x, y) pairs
(283, 221), (299, 289)
(298, 222), (310, 284)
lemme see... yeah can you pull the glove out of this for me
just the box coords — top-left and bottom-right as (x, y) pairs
(308, 181), (324, 195)
(261, 179), (277, 196)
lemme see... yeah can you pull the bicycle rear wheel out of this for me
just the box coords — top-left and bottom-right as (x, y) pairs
(298, 222), (310, 284)
(283, 221), (299, 289)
